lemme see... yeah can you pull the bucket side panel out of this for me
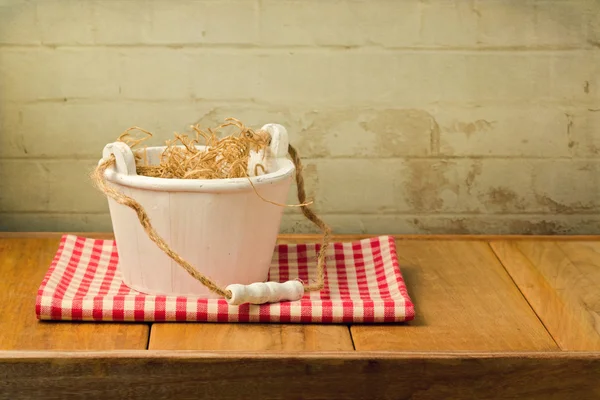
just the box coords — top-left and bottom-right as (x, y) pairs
(238, 180), (290, 282)
(167, 190), (220, 298)
(124, 189), (173, 295)
(167, 177), (292, 297)
(107, 184), (140, 289)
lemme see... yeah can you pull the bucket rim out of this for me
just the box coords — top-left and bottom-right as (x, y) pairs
(101, 155), (295, 193)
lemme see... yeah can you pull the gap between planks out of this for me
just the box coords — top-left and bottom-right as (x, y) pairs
(484, 241), (561, 351)
(0, 237), (150, 351)
(350, 239), (558, 352)
(489, 239), (600, 351)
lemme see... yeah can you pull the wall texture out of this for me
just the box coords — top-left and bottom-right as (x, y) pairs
(0, 0), (599, 234)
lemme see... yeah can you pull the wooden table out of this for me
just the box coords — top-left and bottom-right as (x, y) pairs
(1, 233), (599, 399)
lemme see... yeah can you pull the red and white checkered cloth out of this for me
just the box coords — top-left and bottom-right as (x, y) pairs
(36, 234), (414, 323)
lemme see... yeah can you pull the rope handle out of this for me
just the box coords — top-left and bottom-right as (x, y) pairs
(92, 129), (331, 306)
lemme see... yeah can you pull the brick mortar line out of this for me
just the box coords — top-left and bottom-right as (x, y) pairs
(3, 99), (600, 107)
(0, 44), (597, 53)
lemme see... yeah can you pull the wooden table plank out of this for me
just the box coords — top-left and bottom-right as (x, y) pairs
(149, 324), (353, 351)
(351, 240), (558, 351)
(2, 351), (599, 400)
(491, 240), (600, 351)
(149, 234), (355, 351)
(0, 238), (149, 350)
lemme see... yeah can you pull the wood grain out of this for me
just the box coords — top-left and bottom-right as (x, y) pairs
(1, 351), (598, 400)
(149, 324), (353, 351)
(0, 238), (149, 350)
(491, 240), (600, 350)
(351, 240), (558, 351)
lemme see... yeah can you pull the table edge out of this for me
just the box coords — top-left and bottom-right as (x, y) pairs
(4, 350), (599, 400)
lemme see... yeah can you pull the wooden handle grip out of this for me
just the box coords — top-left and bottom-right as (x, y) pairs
(225, 281), (304, 305)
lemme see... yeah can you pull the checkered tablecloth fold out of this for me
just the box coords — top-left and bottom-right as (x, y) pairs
(36, 235), (414, 323)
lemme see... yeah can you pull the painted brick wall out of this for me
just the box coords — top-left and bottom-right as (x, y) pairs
(0, 0), (599, 234)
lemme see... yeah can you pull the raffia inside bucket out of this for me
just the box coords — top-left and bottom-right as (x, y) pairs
(92, 118), (330, 305)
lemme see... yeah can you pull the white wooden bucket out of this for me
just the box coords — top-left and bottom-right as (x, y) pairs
(100, 123), (295, 299)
